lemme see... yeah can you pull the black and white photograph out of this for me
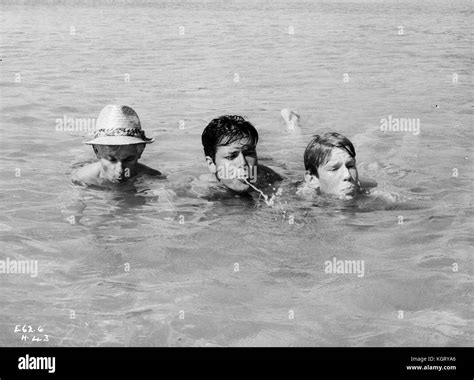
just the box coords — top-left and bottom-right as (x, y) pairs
(0, 0), (472, 377)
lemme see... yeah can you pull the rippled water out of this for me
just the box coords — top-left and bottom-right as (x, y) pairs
(1, 0), (472, 346)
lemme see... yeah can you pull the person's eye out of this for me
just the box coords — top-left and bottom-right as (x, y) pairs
(226, 153), (238, 160)
(244, 150), (256, 156)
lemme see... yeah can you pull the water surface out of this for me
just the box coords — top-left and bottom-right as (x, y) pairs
(0, 0), (472, 346)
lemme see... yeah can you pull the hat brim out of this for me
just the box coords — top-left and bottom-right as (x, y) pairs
(85, 136), (154, 145)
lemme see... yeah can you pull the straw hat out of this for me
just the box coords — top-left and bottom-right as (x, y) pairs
(85, 105), (154, 145)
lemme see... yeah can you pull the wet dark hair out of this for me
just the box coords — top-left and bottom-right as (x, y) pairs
(304, 132), (356, 177)
(201, 115), (259, 160)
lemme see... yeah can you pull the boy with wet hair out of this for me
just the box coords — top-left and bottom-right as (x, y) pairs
(72, 104), (161, 187)
(301, 132), (362, 199)
(200, 115), (282, 194)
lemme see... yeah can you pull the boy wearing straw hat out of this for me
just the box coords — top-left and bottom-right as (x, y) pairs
(72, 105), (161, 186)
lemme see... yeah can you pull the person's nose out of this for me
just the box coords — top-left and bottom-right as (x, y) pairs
(115, 161), (124, 174)
(236, 152), (248, 168)
(341, 165), (351, 181)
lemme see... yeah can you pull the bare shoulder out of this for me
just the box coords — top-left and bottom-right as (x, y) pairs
(257, 164), (284, 183)
(71, 162), (100, 185)
(368, 188), (402, 202)
(138, 163), (164, 177)
(192, 173), (218, 191)
(188, 173), (218, 197)
(296, 181), (318, 198)
(359, 178), (378, 189)
(197, 173), (217, 183)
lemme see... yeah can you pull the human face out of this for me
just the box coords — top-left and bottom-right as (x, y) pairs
(95, 145), (143, 183)
(206, 137), (258, 193)
(317, 148), (359, 199)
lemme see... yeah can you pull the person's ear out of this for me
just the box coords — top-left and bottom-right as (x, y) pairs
(205, 156), (217, 174)
(304, 171), (320, 188)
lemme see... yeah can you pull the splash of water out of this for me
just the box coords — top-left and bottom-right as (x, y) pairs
(240, 178), (279, 206)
